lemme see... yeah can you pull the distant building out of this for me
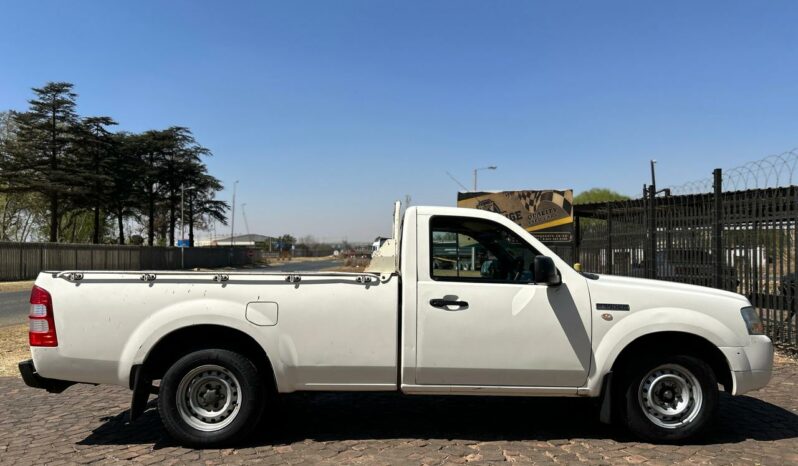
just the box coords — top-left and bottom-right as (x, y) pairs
(372, 236), (390, 253)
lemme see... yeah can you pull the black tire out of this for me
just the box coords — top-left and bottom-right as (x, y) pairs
(158, 349), (265, 447)
(620, 354), (718, 443)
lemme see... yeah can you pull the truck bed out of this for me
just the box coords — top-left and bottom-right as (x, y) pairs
(31, 270), (400, 392)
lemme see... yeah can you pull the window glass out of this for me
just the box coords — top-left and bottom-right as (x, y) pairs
(430, 216), (540, 282)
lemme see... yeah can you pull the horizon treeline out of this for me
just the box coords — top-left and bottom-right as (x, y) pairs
(0, 82), (228, 246)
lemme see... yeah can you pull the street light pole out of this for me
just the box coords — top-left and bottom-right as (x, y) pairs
(230, 180), (239, 246)
(473, 165), (497, 191)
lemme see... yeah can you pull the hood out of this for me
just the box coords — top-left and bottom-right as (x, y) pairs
(589, 274), (749, 306)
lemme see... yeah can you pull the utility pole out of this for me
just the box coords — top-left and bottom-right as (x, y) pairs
(647, 160), (657, 279)
(473, 166), (497, 191)
(650, 159), (657, 192)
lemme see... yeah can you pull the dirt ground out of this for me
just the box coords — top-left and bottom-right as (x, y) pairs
(0, 280), (34, 293)
(0, 324), (28, 377)
(323, 264), (369, 273)
(284, 256), (339, 263)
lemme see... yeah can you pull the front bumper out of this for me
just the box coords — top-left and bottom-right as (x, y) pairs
(719, 335), (774, 395)
(18, 359), (75, 393)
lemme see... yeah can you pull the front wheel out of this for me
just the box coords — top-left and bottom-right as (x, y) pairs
(158, 349), (265, 447)
(622, 355), (718, 443)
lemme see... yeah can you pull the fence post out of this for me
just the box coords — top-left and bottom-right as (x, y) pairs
(713, 168), (723, 289)
(19, 243), (24, 281)
(573, 215), (580, 267)
(606, 202), (613, 275)
(648, 184), (657, 279)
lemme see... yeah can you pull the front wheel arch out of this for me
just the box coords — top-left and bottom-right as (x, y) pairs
(610, 331), (732, 393)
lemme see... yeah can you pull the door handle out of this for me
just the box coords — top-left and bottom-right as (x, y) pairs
(430, 298), (469, 309)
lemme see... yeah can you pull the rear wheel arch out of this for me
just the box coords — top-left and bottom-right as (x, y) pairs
(141, 324), (277, 391)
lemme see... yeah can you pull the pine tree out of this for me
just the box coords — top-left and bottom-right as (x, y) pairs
(72, 116), (117, 243)
(186, 171), (228, 247)
(108, 132), (145, 244)
(136, 129), (167, 246)
(156, 127), (209, 246)
(0, 82), (79, 242)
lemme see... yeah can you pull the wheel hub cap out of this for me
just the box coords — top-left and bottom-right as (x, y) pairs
(638, 363), (703, 429)
(176, 364), (242, 432)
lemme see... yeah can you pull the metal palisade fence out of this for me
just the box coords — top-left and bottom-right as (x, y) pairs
(575, 150), (798, 350)
(0, 243), (259, 281)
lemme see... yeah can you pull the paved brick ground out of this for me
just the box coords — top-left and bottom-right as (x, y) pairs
(1, 360), (797, 465)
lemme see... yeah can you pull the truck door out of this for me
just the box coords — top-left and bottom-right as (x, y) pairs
(415, 214), (592, 387)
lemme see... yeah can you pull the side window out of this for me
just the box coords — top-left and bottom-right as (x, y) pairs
(430, 216), (540, 283)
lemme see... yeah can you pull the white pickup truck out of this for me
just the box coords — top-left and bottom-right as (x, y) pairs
(19, 204), (773, 447)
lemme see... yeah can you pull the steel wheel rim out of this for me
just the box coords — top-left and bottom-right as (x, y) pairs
(176, 364), (242, 432)
(637, 363), (702, 429)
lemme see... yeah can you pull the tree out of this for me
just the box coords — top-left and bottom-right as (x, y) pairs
(0, 191), (40, 241)
(72, 116), (117, 243)
(0, 82), (79, 241)
(0, 111), (38, 241)
(0, 111), (17, 141)
(0, 81), (228, 246)
(107, 132), (145, 244)
(277, 234), (296, 252)
(134, 129), (168, 246)
(131, 127), (209, 246)
(124, 127), (222, 247)
(185, 172), (227, 247)
(574, 188), (630, 204)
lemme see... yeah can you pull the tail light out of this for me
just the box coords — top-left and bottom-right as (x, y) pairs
(29, 285), (57, 347)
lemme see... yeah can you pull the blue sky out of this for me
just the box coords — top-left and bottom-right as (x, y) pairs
(2, 1), (797, 241)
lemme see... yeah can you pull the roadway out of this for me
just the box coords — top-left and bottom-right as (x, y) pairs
(0, 291), (29, 328)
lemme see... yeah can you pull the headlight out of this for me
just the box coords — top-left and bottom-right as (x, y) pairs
(740, 306), (764, 335)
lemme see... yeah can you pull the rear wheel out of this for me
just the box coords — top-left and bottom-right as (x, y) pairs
(621, 355), (718, 442)
(158, 349), (264, 447)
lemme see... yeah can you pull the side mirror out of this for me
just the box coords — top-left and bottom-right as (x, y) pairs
(533, 255), (561, 286)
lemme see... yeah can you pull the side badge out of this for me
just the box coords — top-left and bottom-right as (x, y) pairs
(601, 313), (613, 321)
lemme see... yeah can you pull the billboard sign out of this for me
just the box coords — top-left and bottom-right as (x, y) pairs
(457, 190), (574, 243)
